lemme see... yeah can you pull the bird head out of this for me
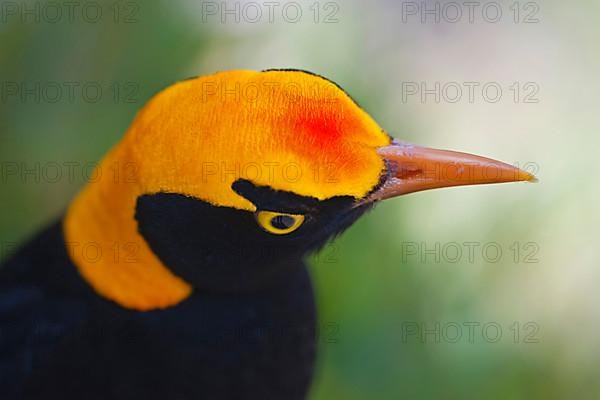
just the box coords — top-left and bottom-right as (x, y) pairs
(64, 69), (535, 311)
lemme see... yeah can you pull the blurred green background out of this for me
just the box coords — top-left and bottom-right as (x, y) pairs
(1, 0), (599, 398)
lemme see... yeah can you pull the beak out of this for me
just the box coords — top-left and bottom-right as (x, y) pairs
(362, 139), (537, 204)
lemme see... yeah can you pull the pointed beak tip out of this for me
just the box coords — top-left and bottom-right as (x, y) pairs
(518, 171), (538, 183)
(526, 175), (539, 183)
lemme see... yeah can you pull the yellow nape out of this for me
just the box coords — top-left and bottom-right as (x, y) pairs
(64, 69), (391, 310)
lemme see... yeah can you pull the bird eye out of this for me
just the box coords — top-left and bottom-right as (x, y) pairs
(255, 211), (305, 235)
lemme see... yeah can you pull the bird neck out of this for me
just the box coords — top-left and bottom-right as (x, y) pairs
(63, 144), (193, 311)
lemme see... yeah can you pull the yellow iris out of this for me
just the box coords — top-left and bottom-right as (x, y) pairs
(256, 211), (305, 235)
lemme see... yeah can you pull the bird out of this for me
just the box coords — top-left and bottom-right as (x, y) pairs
(0, 69), (535, 400)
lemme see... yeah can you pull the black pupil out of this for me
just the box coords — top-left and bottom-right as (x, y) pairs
(271, 215), (296, 230)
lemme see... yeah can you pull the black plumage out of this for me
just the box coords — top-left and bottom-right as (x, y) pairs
(0, 179), (373, 399)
